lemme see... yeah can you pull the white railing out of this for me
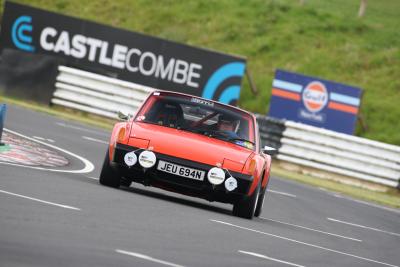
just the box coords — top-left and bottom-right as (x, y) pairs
(51, 66), (155, 119)
(258, 117), (400, 188)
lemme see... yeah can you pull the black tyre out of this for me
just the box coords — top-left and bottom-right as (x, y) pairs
(99, 150), (121, 188)
(254, 175), (270, 217)
(233, 183), (260, 219)
(254, 187), (266, 217)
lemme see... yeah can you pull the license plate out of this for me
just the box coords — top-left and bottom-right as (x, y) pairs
(157, 160), (205, 181)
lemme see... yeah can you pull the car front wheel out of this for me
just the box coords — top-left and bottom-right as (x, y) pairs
(99, 150), (121, 188)
(233, 183), (260, 219)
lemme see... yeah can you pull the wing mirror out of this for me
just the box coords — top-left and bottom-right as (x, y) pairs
(117, 111), (129, 121)
(262, 146), (278, 156)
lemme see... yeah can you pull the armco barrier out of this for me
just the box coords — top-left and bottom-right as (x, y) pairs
(256, 116), (400, 188)
(51, 66), (155, 119)
(0, 104), (6, 145)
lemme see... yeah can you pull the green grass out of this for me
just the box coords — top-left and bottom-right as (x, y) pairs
(1, 0), (399, 145)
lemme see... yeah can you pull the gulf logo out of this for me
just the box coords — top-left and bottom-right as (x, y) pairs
(302, 81), (328, 113)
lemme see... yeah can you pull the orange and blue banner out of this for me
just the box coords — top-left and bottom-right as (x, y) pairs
(268, 69), (362, 134)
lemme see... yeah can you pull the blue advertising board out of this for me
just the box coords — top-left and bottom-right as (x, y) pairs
(268, 69), (362, 134)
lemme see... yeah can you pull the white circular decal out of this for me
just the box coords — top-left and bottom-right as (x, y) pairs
(207, 167), (225, 185)
(138, 150), (156, 168)
(124, 152), (137, 167)
(224, 176), (238, 192)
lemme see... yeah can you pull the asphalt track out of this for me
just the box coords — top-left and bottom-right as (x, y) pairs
(1, 104), (399, 267)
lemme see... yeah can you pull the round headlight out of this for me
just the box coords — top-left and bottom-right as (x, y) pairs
(138, 150), (156, 168)
(124, 151), (137, 167)
(207, 167), (225, 185)
(224, 176), (238, 192)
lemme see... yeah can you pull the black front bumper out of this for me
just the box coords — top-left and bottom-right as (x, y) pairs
(112, 143), (253, 203)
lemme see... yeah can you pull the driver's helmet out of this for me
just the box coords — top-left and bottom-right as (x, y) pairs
(217, 114), (238, 132)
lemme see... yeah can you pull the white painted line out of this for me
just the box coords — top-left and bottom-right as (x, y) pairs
(87, 176), (99, 180)
(332, 194), (400, 214)
(327, 218), (400, 237)
(56, 122), (108, 136)
(2, 128), (95, 174)
(210, 219), (399, 267)
(32, 136), (46, 141)
(239, 250), (305, 267)
(260, 217), (362, 242)
(0, 189), (80, 211)
(268, 189), (297, 198)
(33, 136), (55, 143)
(82, 136), (108, 145)
(116, 249), (185, 267)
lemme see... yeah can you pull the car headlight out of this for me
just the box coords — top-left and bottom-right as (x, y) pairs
(207, 167), (225, 185)
(224, 176), (237, 192)
(124, 151), (137, 167)
(138, 150), (156, 168)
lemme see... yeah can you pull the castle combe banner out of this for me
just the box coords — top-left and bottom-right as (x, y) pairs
(0, 1), (246, 105)
(269, 69), (363, 134)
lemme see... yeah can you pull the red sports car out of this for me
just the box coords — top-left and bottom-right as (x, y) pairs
(100, 91), (275, 219)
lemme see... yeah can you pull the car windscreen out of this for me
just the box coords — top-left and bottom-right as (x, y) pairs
(135, 94), (255, 150)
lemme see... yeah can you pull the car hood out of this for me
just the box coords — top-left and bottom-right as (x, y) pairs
(130, 122), (253, 172)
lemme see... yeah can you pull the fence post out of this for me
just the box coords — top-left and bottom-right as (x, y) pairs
(0, 104), (6, 146)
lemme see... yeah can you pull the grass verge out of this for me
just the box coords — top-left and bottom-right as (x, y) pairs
(272, 166), (400, 209)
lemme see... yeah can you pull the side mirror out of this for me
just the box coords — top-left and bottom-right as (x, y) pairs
(262, 146), (278, 156)
(117, 111), (129, 121)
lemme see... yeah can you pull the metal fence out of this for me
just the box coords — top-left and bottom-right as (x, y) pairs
(257, 116), (400, 188)
(51, 66), (154, 119)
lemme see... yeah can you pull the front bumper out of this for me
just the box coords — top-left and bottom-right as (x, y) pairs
(112, 143), (253, 203)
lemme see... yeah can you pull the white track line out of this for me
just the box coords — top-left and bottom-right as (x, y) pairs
(32, 136), (46, 141)
(56, 122), (108, 136)
(327, 218), (400, 237)
(268, 189), (297, 198)
(260, 217), (362, 242)
(86, 176), (99, 180)
(332, 194), (400, 214)
(116, 249), (185, 267)
(82, 136), (108, 145)
(210, 219), (398, 267)
(1, 128), (94, 174)
(239, 250), (305, 267)
(0, 189), (80, 211)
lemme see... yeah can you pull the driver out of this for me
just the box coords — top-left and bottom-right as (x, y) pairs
(216, 114), (240, 139)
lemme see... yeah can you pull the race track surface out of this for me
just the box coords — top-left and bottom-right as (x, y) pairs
(1, 105), (399, 267)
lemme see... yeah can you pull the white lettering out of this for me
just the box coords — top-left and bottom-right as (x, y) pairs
(112, 44), (127, 69)
(155, 56), (175, 80)
(139, 52), (156, 76)
(70, 34), (87, 58)
(173, 60), (188, 84)
(187, 63), (202, 88)
(86, 37), (102, 62)
(99, 42), (112, 66)
(40, 27), (57, 51)
(126, 48), (141, 72)
(54, 31), (70, 55)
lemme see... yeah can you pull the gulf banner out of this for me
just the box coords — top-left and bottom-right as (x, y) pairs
(268, 69), (362, 134)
